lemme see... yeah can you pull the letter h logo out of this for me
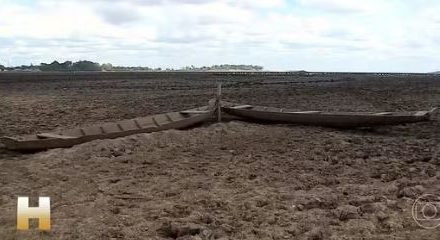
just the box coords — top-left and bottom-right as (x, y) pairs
(17, 197), (51, 231)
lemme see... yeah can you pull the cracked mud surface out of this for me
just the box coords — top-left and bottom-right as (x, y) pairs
(0, 73), (439, 239)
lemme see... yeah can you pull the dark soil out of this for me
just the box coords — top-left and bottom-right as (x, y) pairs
(0, 73), (439, 239)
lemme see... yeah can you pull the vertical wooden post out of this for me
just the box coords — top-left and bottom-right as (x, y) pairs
(217, 83), (222, 122)
(217, 83), (223, 149)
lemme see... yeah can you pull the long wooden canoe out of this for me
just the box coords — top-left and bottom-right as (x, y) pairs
(222, 101), (437, 128)
(1, 103), (216, 151)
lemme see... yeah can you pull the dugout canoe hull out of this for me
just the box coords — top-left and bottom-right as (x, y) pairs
(222, 101), (437, 128)
(1, 104), (215, 151)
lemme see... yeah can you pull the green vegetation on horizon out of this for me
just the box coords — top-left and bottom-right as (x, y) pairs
(0, 61), (264, 72)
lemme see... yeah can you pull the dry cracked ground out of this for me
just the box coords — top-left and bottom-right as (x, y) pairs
(0, 74), (440, 239)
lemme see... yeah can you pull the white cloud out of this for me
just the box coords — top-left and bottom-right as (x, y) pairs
(234, 0), (285, 9)
(0, 0), (440, 71)
(297, 0), (381, 13)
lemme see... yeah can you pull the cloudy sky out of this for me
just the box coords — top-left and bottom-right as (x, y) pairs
(0, 0), (439, 72)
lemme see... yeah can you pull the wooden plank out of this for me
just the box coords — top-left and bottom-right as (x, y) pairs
(231, 105), (253, 109)
(133, 119), (142, 129)
(37, 133), (76, 139)
(180, 110), (210, 114)
(82, 126), (103, 136)
(374, 112), (392, 115)
(136, 117), (155, 128)
(415, 111), (428, 116)
(119, 120), (138, 131)
(101, 123), (121, 133)
(286, 111), (321, 114)
(152, 117), (160, 127)
(165, 113), (173, 122)
(217, 83), (222, 122)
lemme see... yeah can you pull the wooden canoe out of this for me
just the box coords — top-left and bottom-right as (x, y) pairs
(1, 103), (216, 151)
(222, 101), (437, 128)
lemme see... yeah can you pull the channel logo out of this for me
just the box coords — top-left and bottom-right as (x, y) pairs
(412, 194), (440, 229)
(17, 197), (51, 231)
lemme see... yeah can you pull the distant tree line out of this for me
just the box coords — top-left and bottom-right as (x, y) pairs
(101, 63), (264, 72)
(0, 61), (102, 72)
(195, 64), (264, 71)
(0, 61), (264, 72)
(107, 64), (162, 72)
(39, 61), (101, 72)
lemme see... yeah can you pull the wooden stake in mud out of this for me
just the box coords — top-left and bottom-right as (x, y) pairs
(217, 83), (222, 122)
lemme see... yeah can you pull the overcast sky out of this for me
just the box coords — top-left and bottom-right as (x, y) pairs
(1, 0), (439, 72)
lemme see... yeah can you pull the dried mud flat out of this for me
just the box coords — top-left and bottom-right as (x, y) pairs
(0, 73), (440, 239)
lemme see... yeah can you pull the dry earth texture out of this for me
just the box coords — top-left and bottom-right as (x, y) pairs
(0, 72), (440, 239)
